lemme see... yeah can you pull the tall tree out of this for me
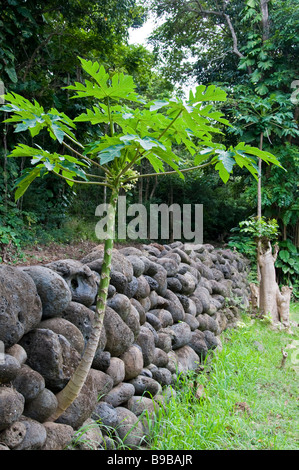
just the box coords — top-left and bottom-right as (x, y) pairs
(1, 59), (281, 417)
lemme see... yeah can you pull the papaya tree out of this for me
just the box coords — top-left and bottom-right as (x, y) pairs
(0, 58), (282, 420)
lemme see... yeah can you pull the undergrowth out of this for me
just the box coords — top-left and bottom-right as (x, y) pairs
(147, 307), (299, 450)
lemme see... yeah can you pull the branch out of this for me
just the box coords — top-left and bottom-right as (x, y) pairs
(182, 1), (247, 64)
(56, 171), (112, 187)
(62, 141), (110, 175)
(223, 14), (245, 59)
(117, 110), (183, 181)
(124, 160), (212, 182)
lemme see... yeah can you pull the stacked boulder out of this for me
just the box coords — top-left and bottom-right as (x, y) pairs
(0, 242), (250, 450)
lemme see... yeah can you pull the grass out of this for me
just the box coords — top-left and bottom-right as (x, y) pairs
(147, 305), (299, 450)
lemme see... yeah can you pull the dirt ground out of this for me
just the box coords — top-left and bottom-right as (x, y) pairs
(13, 240), (145, 266)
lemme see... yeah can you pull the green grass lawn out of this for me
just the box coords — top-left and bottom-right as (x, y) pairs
(148, 304), (299, 450)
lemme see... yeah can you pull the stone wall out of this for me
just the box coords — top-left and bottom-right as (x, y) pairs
(0, 242), (250, 450)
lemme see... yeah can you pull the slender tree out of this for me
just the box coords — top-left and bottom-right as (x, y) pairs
(0, 58), (281, 419)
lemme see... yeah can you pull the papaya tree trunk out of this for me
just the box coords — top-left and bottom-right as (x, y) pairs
(48, 188), (118, 422)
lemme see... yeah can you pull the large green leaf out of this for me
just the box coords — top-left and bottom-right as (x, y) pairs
(98, 144), (126, 165)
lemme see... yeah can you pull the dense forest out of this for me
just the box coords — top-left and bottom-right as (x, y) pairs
(0, 0), (298, 297)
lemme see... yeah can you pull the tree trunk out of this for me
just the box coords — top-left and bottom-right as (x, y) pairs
(258, 240), (279, 321)
(249, 283), (259, 312)
(48, 188), (118, 422)
(257, 132), (264, 219)
(276, 286), (292, 328)
(257, 240), (291, 327)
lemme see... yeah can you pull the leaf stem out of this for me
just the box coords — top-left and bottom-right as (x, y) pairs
(62, 141), (110, 174)
(56, 171), (112, 187)
(124, 160), (213, 182)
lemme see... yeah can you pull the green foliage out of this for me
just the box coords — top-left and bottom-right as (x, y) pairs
(238, 216), (279, 241)
(147, 312), (299, 450)
(1, 58), (282, 208)
(0, 201), (38, 262)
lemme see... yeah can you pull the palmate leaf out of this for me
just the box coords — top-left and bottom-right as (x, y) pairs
(235, 142), (283, 168)
(1, 93), (77, 143)
(120, 134), (167, 152)
(13, 167), (43, 201)
(189, 85), (227, 104)
(7, 144), (88, 196)
(65, 57), (142, 103)
(98, 144), (126, 165)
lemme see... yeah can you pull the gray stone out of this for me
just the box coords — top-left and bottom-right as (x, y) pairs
(126, 395), (159, 417)
(61, 301), (95, 344)
(46, 259), (98, 307)
(83, 248), (134, 282)
(151, 367), (172, 386)
(189, 295), (203, 315)
(92, 349), (111, 371)
(124, 305), (141, 339)
(152, 348), (169, 368)
(155, 257), (179, 276)
(14, 417), (47, 450)
(146, 312), (162, 330)
(104, 307), (134, 357)
(192, 285), (211, 313)
(164, 289), (185, 322)
(106, 357), (125, 386)
(12, 364), (45, 402)
(19, 328), (80, 392)
(128, 375), (161, 397)
(148, 309), (173, 328)
(189, 330), (208, 360)
(109, 270), (128, 294)
(167, 277), (182, 292)
(24, 388), (58, 422)
(130, 298), (146, 325)
(184, 313), (199, 331)
(101, 382), (135, 407)
(0, 421), (26, 449)
(41, 422), (74, 450)
(138, 296), (151, 312)
(174, 345), (200, 373)
(126, 255), (145, 277)
(134, 275), (151, 299)
(38, 317), (85, 354)
(135, 326), (156, 367)
(21, 266), (71, 319)
(0, 354), (21, 384)
(203, 330), (219, 350)
(166, 322), (192, 350)
(176, 272), (197, 295)
(91, 402), (119, 428)
(114, 407), (145, 449)
(124, 276), (139, 298)
(152, 265), (168, 296)
(6, 344), (27, 366)
(0, 266), (42, 347)
(120, 345), (144, 381)
(119, 247), (143, 257)
(155, 332), (172, 353)
(196, 313), (219, 334)
(0, 388), (25, 431)
(75, 418), (104, 450)
(107, 293), (131, 322)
